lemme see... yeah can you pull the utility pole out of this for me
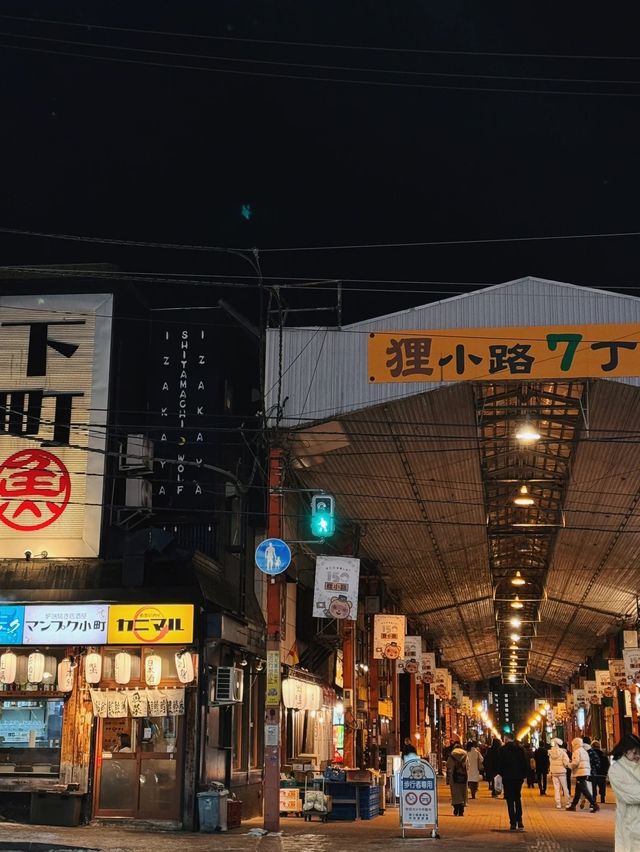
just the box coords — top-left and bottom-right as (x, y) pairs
(263, 447), (284, 832)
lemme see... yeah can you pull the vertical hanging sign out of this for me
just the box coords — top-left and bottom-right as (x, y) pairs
(373, 614), (406, 660)
(397, 636), (422, 674)
(312, 556), (360, 620)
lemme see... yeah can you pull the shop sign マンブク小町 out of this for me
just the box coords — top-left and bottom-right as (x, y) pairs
(23, 604), (108, 645)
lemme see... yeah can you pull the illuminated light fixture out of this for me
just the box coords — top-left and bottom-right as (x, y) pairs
(511, 596), (524, 610)
(27, 651), (45, 683)
(175, 651), (195, 684)
(510, 617), (522, 628)
(85, 650), (102, 684)
(511, 571), (526, 587)
(514, 486), (535, 507)
(0, 650), (17, 685)
(510, 643), (519, 650)
(510, 633), (520, 642)
(115, 651), (132, 685)
(508, 675), (517, 682)
(57, 658), (75, 692)
(515, 422), (541, 444)
(145, 653), (162, 687)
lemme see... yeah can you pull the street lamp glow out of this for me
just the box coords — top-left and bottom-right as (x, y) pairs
(515, 422), (541, 444)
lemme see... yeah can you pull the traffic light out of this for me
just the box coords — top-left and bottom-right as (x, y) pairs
(310, 493), (335, 538)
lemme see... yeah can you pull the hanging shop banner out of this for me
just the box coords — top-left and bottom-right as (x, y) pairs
(595, 669), (614, 699)
(0, 294), (112, 558)
(23, 603), (108, 645)
(127, 688), (148, 718)
(431, 669), (450, 699)
(573, 689), (588, 710)
(0, 604), (24, 645)
(90, 689), (108, 718)
(368, 322), (640, 385)
(609, 659), (628, 691)
(584, 680), (599, 705)
(420, 652), (436, 684)
(556, 701), (567, 721)
(373, 614), (406, 659)
(397, 636), (422, 674)
(623, 648), (640, 686)
(566, 692), (575, 713)
(107, 604), (194, 645)
(312, 556), (360, 621)
(461, 696), (472, 716)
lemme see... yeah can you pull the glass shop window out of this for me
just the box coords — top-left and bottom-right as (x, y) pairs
(0, 698), (64, 776)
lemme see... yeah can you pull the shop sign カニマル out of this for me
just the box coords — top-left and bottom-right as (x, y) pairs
(23, 604), (108, 645)
(0, 294), (112, 558)
(107, 604), (194, 645)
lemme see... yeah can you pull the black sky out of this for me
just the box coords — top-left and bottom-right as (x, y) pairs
(2, 2), (640, 323)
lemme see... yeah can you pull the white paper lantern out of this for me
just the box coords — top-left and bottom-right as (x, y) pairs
(57, 659), (74, 693)
(0, 651), (17, 685)
(306, 683), (322, 712)
(27, 652), (45, 683)
(43, 655), (58, 684)
(114, 651), (132, 685)
(84, 651), (102, 684)
(145, 653), (161, 687)
(175, 651), (194, 684)
(282, 678), (305, 710)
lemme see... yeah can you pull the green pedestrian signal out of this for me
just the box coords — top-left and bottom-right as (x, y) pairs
(310, 494), (335, 538)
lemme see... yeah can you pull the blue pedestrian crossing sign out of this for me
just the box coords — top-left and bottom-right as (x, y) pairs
(255, 538), (291, 576)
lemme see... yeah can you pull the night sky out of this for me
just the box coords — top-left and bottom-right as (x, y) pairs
(2, 3), (640, 323)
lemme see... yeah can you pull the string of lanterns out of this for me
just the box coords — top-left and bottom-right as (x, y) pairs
(0, 648), (196, 690)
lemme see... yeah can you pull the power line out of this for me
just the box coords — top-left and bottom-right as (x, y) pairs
(4, 29), (640, 88)
(1, 14), (638, 62)
(4, 40), (640, 99)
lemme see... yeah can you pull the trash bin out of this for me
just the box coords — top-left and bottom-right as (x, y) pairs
(30, 790), (83, 826)
(197, 786), (229, 832)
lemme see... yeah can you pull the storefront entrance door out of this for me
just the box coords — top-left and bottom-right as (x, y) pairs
(94, 716), (183, 819)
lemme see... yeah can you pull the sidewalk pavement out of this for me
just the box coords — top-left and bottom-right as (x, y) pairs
(0, 782), (615, 851)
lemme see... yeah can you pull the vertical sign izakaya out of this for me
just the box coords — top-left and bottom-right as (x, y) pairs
(0, 294), (112, 557)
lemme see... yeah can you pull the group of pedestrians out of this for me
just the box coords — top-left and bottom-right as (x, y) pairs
(443, 733), (611, 832)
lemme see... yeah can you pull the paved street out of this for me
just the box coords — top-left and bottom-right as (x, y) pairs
(0, 783), (616, 851)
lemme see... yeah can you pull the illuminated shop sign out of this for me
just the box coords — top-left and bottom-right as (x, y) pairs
(368, 322), (640, 383)
(0, 294), (112, 557)
(23, 604), (108, 645)
(107, 604), (194, 645)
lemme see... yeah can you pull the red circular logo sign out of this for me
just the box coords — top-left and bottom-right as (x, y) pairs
(132, 606), (170, 643)
(0, 449), (71, 531)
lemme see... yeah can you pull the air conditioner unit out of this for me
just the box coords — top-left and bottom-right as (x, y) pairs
(119, 434), (154, 473)
(215, 666), (244, 704)
(125, 478), (152, 509)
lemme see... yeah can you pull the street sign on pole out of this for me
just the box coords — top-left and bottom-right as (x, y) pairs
(398, 757), (440, 839)
(255, 537), (291, 576)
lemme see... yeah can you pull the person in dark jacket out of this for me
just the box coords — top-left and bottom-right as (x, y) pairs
(496, 735), (529, 832)
(590, 739), (610, 804)
(534, 743), (550, 795)
(484, 738), (502, 796)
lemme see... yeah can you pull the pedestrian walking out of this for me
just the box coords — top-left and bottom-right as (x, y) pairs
(446, 740), (469, 816)
(549, 737), (571, 809)
(565, 737), (599, 812)
(496, 734), (528, 832)
(526, 744), (537, 788)
(466, 741), (484, 799)
(564, 740), (572, 795)
(590, 739), (610, 804)
(484, 738), (502, 796)
(534, 742), (550, 795)
(608, 732), (640, 852)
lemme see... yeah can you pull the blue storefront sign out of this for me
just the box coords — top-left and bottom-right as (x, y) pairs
(0, 605), (24, 644)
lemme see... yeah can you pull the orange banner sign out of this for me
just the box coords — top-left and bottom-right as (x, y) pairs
(368, 323), (640, 383)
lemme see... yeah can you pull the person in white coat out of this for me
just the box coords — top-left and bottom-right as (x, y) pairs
(465, 741), (484, 799)
(548, 737), (571, 809)
(608, 732), (640, 852)
(566, 737), (599, 812)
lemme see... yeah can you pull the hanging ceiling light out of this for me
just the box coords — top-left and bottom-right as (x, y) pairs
(509, 617), (522, 627)
(510, 643), (519, 650)
(145, 653), (162, 687)
(514, 486), (535, 507)
(27, 651), (45, 684)
(510, 633), (520, 642)
(85, 650), (102, 684)
(115, 651), (132, 685)
(511, 570), (526, 586)
(515, 422), (541, 443)
(508, 675), (517, 682)
(57, 658), (75, 693)
(511, 596), (524, 609)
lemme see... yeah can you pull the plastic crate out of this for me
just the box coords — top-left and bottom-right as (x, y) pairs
(227, 798), (242, 829)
